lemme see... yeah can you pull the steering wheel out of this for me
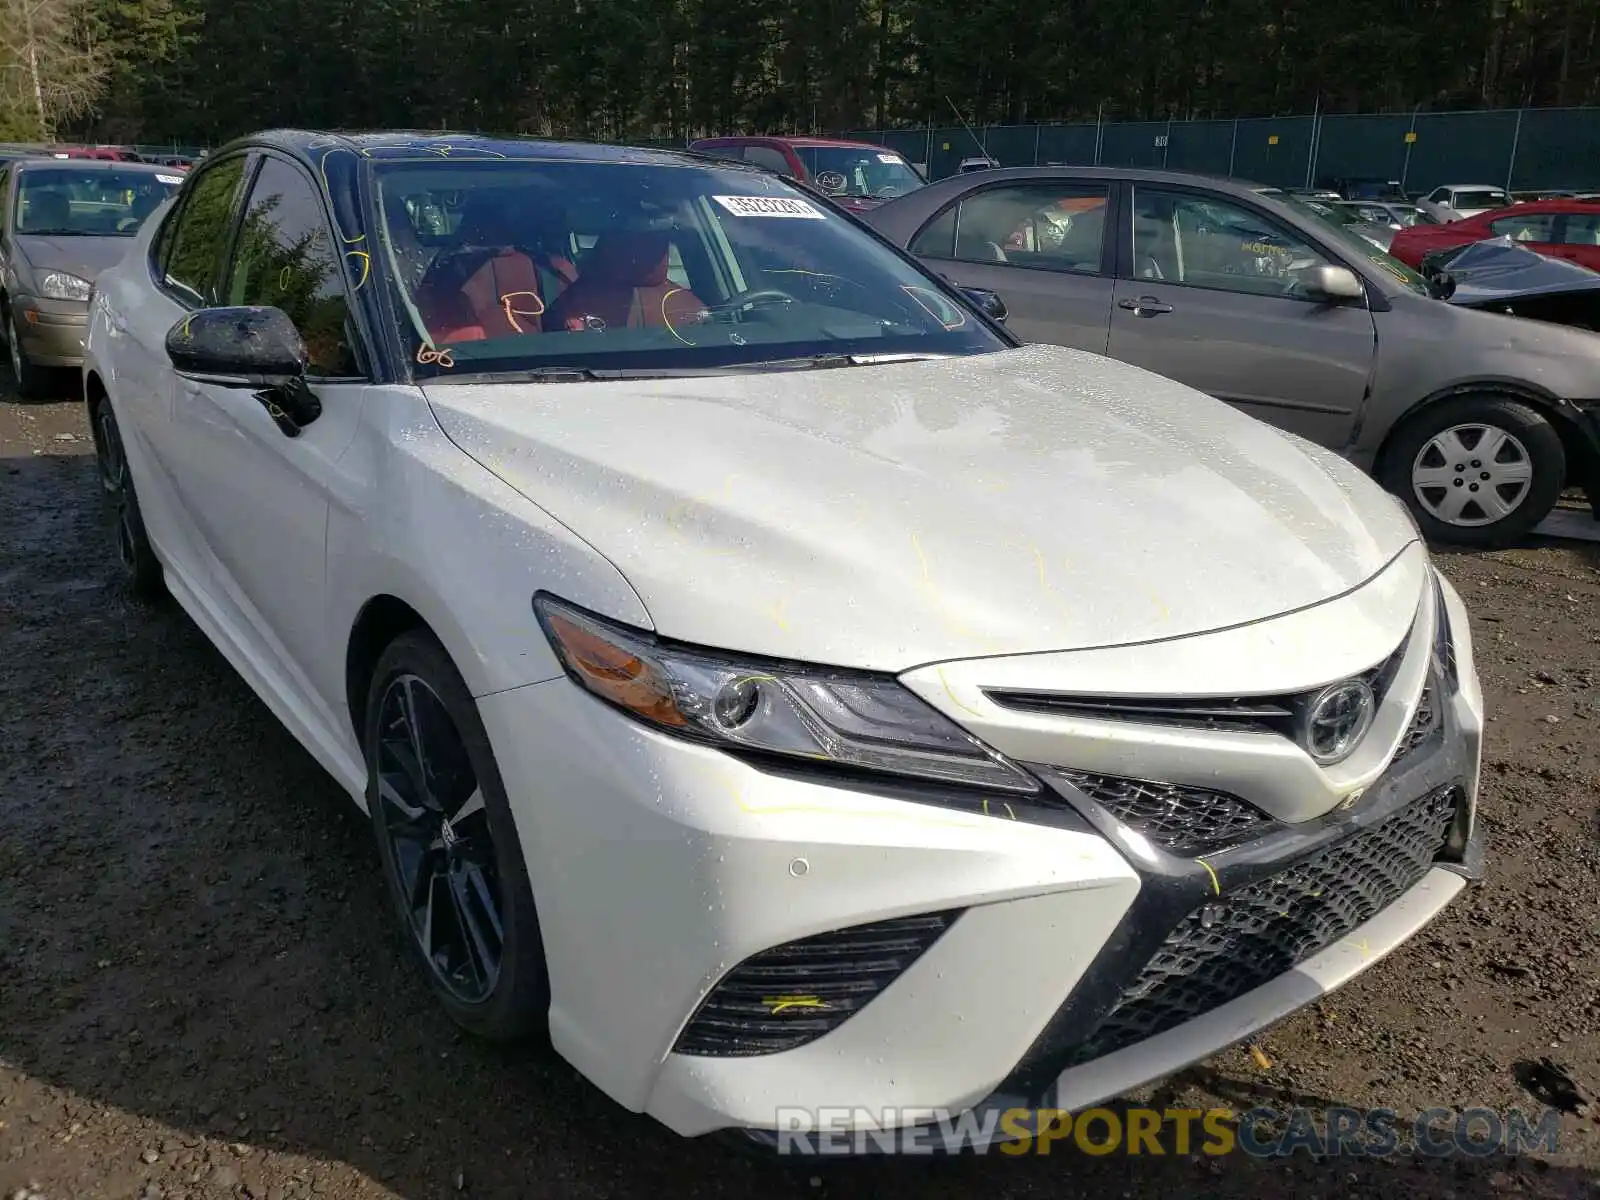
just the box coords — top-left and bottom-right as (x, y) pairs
(712, 287), (799, 322)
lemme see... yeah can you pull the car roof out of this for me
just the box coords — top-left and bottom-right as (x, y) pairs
(911, 163), (1274, 194)
(1442, 183), (1511, 191)
(688, 134), (891, 150)
(229, 128), (735, 171)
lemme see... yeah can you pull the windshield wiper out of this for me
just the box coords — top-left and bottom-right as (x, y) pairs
(437, 354), (951, 384)
(747, 352), (952, 371)
(439, 365), (759, 384)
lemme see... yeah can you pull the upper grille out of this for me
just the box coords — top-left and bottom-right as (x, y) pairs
(1392, 687), (1437, 764)
(1056, 770), (1275, 855)
(672, 911), (958, 1057)
(985, 631), (1411, 740)
(1061, 786), (1459, 1066)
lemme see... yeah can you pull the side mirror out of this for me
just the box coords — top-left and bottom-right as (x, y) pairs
(962, 286), (1008, 323)
(165, 306), (320, 436)
(1300, 264), (1365, 303)
(166, 306), (307, 381)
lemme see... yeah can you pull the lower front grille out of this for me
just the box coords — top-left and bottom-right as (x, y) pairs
(1056, 770), (1275, 855)
(1392, 687), (1437, 764)
(672, 911), (959, 1057)
(1061, 786), (1459, 1066)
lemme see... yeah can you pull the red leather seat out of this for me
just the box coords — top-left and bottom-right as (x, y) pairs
(544, 232), (706, 333)
(417, 248), (580, 343)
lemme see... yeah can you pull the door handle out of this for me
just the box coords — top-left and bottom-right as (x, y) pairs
(1119, 296), (1174, 317)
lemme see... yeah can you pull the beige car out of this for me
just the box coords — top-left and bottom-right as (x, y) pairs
(0, 157), (180, 396)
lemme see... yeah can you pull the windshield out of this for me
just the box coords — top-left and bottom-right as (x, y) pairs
(1455, 189), (1511, 210)
(795, 146), (924, 200)
(14, 167), (179, 236)
(373, 159), (1004, 381)
(1399, 207), (1438, 226)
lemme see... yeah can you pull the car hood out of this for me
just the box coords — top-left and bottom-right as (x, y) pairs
(1431, 236), (1600, 303)
(13, 234), (131, 285)
(423, 344), (1417, 670)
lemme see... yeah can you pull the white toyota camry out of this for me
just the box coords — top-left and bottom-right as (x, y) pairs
(83, 129), (1485, 1149)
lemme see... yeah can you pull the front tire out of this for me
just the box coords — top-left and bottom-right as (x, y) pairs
(364, 630), (550, 1042)
(1380, 394), (1564, 548)
(94, 398), (164, 599)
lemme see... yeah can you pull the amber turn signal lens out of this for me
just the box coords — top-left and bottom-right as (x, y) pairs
(544, 610), (688, 727)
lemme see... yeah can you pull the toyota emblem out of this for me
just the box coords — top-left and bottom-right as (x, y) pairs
(1300, 679), (1376, 765)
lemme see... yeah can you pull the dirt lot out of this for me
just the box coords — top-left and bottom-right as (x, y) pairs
(2, 388), (1598, 1200)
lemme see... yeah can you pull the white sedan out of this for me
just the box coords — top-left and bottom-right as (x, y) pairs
(84, 130), (1485, 1151)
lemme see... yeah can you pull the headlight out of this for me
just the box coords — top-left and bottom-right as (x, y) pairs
(534, 595), (1040, 795)
(39, 272), (92, 301)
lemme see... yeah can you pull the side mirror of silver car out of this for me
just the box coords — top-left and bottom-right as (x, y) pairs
(1301, 264), (1365, 303)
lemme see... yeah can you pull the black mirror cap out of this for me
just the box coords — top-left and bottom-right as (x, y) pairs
(962, 286), (1008, 323)
(165, 306), (308, 381)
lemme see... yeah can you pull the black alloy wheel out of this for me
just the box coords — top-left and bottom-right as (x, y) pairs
(365, 631), (549, 1040)
(374, 671), (506, 1004)
(93, 398), (163, 599)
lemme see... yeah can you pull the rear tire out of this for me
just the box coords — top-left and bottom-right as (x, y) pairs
(1380, 394), (1564, 548)
(364, 630), (550, 1042)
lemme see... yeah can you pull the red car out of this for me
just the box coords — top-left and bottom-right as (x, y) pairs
(46, 145), (143, 162)
(686, 135), (925, 214)
(1389, 198), (1600, 271)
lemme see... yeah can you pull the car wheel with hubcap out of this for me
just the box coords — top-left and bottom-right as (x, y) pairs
(5, 307), (54, 400)
(364, 630), (550, 1041)
(94, 399), (164, 599)
(1381, 395), (1564, 548)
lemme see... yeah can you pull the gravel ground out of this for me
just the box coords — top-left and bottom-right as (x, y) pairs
(2, 388), (1598, 1200)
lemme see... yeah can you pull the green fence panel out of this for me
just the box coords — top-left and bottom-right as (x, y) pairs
(1306, 114), (1412, 188)
(1099, 120), (1174, 169)
(1510, 108), (1600, 190)
(1401, 110), (1520, 194)
(983, 124), (1041, 167)
(1229, 116), (1316, 187)
(1164, 119), (1236, 175)
(923, 127), (984, 178)
(1035, 123), (1100, 166)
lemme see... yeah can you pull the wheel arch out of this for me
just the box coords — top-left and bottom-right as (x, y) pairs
(344, 593), (433, 749)
(1372, 380), (1596, 489)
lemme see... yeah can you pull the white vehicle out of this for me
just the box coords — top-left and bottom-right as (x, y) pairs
(1418, 184), (1514, 223)
(957, 155), (1000, 173)
(84, 130), (1485, 1150)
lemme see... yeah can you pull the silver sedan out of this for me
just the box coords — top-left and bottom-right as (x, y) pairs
(864, 164), (1600, 548)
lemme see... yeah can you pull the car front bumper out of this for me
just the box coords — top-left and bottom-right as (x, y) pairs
(475, 556), (1483, 1144)
(12, 295), (89, 367)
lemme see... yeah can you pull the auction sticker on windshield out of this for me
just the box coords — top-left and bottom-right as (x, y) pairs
(157, 174), (184, 185)
(713, 195), (827, 219)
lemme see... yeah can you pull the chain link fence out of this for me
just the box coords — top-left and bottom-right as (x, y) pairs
(839, 107), (1600, 190)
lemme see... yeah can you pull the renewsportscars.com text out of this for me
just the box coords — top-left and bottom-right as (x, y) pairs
(771, 1105), (1564, 1157)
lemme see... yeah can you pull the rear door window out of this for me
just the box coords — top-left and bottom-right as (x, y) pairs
(912, 182), (1110, 274)
(1488, 212), (1557, 243)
